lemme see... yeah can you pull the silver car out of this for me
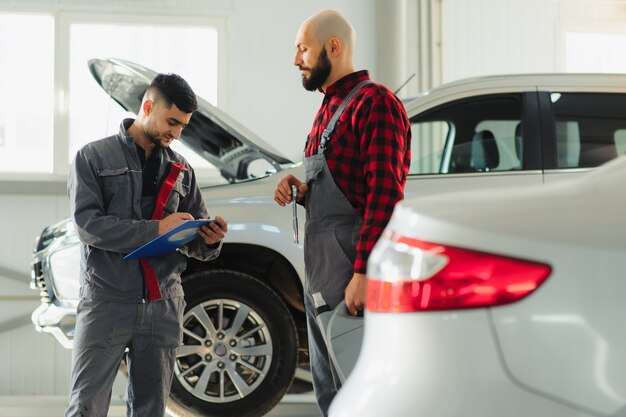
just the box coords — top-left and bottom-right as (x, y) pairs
(331, 151), (626, 417)
(31, 60), (626, 417)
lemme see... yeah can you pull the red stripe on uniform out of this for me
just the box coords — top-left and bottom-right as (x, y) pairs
(140, 162), (187, 301)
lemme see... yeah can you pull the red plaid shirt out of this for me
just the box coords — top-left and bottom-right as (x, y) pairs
(305, 70), (412, 274)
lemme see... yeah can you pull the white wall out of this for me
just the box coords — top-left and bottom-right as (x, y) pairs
(228, 0), (377, 162)
(0, 188), (74, 396)
(441, 0), (626, 84)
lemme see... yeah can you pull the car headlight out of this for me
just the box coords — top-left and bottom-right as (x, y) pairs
(35, 219), (75, 252)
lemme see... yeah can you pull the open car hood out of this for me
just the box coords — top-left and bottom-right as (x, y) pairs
(88, 58), (292, 183)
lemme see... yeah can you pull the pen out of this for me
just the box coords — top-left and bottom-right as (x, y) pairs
(291, 185), (299, 244)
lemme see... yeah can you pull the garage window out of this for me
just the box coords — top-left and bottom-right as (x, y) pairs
(69, 23), (219, 165)
(566, 32), (626, 73)
(0, 11), (224, 177)
(0, 13), (54, 173)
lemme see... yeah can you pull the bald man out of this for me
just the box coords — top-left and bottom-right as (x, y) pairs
(274, 10), (411, 415)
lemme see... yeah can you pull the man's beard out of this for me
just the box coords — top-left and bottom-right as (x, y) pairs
(302, 47), (332, 91)
(145, 126), (167, 149)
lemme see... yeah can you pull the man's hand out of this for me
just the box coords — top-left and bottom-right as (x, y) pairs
(158, 212), (194, 235)
(345, 272), (367, 316)
(198, 216), (228, 245)
(274, 174), (308, 206)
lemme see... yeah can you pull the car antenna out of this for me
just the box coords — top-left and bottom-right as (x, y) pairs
(393, 73), (416, 95)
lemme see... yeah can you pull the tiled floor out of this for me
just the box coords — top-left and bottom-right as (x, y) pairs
(0, 395), (322, 417)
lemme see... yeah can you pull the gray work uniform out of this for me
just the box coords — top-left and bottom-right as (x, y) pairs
(66, 119), (221, 417)
(303, 82), (368, 417)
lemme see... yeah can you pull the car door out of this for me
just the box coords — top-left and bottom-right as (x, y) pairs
(405, 92), (543, 200)
(539, 91), (626, 184)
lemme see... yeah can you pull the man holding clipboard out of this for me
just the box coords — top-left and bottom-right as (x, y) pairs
(66, 73), (227, 417)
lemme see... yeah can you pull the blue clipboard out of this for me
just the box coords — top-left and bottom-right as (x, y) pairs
(124, 219), (213, 259)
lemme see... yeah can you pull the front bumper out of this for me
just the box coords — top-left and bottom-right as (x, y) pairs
(30, 302), (76, 349)
(30, 220), (80, 349)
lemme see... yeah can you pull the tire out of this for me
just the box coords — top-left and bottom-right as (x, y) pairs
(167, 269), (298, 417)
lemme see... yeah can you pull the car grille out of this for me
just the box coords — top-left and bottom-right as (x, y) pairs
(32, 261), (51, 303)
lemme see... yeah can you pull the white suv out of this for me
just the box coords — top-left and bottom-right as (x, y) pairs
(31, 59), (626, 417)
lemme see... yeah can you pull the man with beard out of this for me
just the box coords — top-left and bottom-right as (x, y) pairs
(274, 10), (411, 416)
(66, 73), (227, 417)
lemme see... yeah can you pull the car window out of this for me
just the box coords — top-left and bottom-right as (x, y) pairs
(409, 95), (523, 175)
(616, 130), (626, 155)
(551, 93), (626, 168)
(409, 121), (449, 174)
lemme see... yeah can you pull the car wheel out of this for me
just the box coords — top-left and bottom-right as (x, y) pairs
(167, 269), (298, 417)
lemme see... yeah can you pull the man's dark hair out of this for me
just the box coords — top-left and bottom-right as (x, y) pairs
(146, 73), (198, 113)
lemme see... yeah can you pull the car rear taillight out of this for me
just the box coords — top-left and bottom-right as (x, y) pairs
(366, 232), (551, 312)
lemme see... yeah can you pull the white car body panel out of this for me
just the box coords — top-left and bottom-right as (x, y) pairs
(404, 170), (543, 200)
(199, 165), (306, 280)
(543, 168), (592, 184)
(331, 313), (592, 417)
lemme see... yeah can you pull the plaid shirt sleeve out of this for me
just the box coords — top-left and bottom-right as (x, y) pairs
(354, 90), (411, 273)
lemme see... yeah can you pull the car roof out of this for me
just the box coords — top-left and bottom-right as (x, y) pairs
(405, 72), (626, 115)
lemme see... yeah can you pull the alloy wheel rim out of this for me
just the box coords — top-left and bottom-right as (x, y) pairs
(175, 298), (273, 403)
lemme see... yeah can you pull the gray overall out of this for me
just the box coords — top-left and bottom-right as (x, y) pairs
(67, 297), (184, 417)
(65, 125), (219, 417)
(303, 81), (369, 416)
(67, 173), (187, 417)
